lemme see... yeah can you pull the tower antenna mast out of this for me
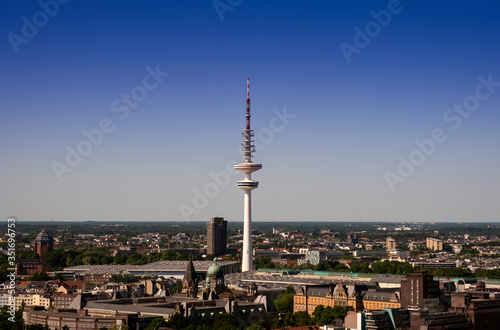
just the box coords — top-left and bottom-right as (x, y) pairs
(234, 78), (262, 272)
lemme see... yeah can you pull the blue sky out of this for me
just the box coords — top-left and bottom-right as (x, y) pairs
(1, 0), (499, 222)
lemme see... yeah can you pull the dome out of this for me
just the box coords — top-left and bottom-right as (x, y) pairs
(206, 258), (223, 276)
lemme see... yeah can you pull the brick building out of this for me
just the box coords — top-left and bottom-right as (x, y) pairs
(15, 259), (44, 276)
(400, 271), (440, 310)
(34, 229), (54, 263)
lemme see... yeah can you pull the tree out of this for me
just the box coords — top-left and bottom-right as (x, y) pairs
(243, 317), (267, 330)
(253, 256), (275, 270)
(312, 305), (353, 325)
(285, 285), (296, 294)
(26, 325), (50, 330)
(284, 311), (312, 327)
(170, 284), (183, 294)
(213, 313), (239, 330)
(54, 273), (67, 281)
(111, 274), (138, 283)
(108, 325), (128, 330)
(166, 313), (188, 329)
(273, 292), (294, 313)
(0, 305), (24, 330)
(145, 317), (168, 330)
(17, 250), (39, 259)
(459, 246), (479, 256)
(82, 256), (94, 265)
(333, 263), (350, 271)
(29, 272), (50, 281)
(244, 324), (264, 330)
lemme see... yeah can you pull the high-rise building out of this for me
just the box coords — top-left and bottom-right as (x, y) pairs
(386, 237), (397, 250)
(400, 270), (440, 310)
(347, 233), (358, 245)
(34, 229), (54, 264)
(426, 238), (443, 251)
(234, 79), (262, 272)
(207, 217), (227, 256)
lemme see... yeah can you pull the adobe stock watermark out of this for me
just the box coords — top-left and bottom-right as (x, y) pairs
(384, 74), (500, 192)
(339, 0), (412, 64)
(7, 0), (70, 54)
(179, 106), (296, 220)
(52, 64), (169, 182)
(213, 0), (243, 21)
(6, 217), (17, 322)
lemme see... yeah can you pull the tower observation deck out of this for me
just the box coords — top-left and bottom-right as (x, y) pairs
(234, 78), (262, 272)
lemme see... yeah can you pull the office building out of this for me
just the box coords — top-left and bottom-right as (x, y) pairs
(207, 217), (227, 256)
(426, 238), (443, 251)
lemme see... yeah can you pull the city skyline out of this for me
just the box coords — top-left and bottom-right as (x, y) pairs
(1, 1), (499, 222)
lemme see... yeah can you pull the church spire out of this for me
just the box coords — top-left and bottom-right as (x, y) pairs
(182, 255), (198, 297)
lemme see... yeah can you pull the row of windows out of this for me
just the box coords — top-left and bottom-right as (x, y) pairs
(364, 302), (398, 309)
(295, 301), (398, 311)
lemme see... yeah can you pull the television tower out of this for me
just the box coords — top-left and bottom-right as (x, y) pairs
(234, 78), (262, 272)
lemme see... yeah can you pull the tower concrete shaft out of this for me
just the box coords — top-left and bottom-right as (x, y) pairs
(234, 78), (261, 272)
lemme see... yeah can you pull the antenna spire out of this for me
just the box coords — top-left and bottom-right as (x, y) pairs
(247, 78), (250, 100)
(246, 78), (250, 130)
(234, 78), (262, 273)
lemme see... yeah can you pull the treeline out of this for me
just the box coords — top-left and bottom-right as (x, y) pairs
(254, 257), (500, 280)
(426, 267), (500, 279)
(0, 306), (23, 330)
(256, 258), (416, 275)
(154, 304), (353, 330)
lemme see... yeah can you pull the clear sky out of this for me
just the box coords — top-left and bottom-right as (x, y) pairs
(1, 0), (499, 222)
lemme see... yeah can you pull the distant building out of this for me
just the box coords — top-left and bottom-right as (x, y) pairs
(16, 229), (54, 276)
(23, 306), (133, 330)
(305, 250), (325, 266)
(386, 237), (397, 251)
(52, 292), (105, 309)
(34, 229), (54, 263)
(347, 233), (358, 245)
(304, 250), (348, 265)
(388, 250), (410, 262)
(412, 261), (457, 269)
(0, 293), (50, 311)
(426, 238), (443, 251)
(353, 250), (388, 258)
(254, 250), (280, 259)
(207, 217), (227, 256)
(15, 259), (44, 276)
(63, 260), (240, 280)
(410, 310), (473, 330)
(82, 273), (112, 285)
